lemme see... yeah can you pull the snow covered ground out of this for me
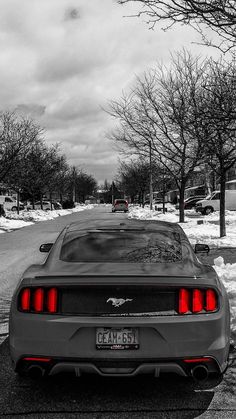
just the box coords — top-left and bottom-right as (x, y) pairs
(129, 205), (236, 339)
(0, 203), (95, 233)
(129, 205), (236, 247)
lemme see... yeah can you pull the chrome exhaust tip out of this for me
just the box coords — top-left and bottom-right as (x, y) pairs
(191, 364), (209, 382)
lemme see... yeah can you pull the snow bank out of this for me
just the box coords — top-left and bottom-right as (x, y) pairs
(213, 257), (236, 336)
(128, 206), (236, 248)
(0, 204), (94, 232)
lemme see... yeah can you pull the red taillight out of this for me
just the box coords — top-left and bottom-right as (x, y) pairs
(206, 289), (217, 312)
(192, 289), (204, 313)
(47, 288), (58, 313)
(19, 287), (58, 314)
(179, 289), (190, 314)
(23, 357), (51, 362)
(20, 288), (31, 311)
(33, 288), (44, 312)
(178, 288), (218, 314)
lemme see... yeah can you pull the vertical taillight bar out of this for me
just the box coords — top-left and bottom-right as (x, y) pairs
(179, 289), (190, 314)
(33, 288), (44, 312)
(206, 289), (217, 312)
(20, 288), (31, 311)
(47, 288), (58, 313)
(192, 289), (204, 313)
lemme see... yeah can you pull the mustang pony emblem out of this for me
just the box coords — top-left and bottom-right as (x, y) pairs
(106, 298), (133, 307)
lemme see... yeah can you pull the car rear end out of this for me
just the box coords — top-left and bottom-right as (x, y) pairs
(10, 270), (230, 380)
(10, 222), (230, 379)
(112, 199), (128, 212)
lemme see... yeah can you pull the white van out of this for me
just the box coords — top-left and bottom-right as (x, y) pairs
(0, 195), (24, 211)
(195, 190), (236, 215)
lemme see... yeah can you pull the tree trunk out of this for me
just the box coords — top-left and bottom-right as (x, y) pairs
(49, 192), (53, 210)
(149, 141), (153, 211)
(40, 194), (43, 210)
(179, 183), (185, 223)
(219, 169), (226, 237)
(162, 188), (166, 214)
(205, 164), (212, 195)
(17, 190), (20, 215)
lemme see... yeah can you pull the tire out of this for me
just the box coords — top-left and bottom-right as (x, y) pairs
(204, 206), (214, 215)
(11, 206), (17, 212)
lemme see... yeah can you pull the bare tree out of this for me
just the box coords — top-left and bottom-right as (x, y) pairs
(119, 0), (236, 51)
(0, 112), (43, 184)
(200, 58), (236, 237)
(117, 159), (151, 204)
(108, 51), (206, 222)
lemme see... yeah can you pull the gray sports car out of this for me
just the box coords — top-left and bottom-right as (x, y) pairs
(9, 219), (230, 381)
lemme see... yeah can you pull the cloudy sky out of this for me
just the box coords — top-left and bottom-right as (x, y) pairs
(0, 0), (219, 184)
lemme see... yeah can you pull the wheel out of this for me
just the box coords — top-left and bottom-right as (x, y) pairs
(11, 206), (17, 211)
(204, 206), (214, 215)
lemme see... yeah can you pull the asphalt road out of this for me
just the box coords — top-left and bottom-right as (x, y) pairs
(0, 206), (236, 418)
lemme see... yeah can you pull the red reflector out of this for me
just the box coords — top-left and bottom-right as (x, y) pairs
(23, 357), (51, 362)
(20, 288), (31, 311)
(47, 288), (58, 313)
(33, 288), (44, 312)
(192, 289), (204, 313)
(206, 289), (217, 311)
(183, 357), (212, 363)
(179, 289), (190, 314)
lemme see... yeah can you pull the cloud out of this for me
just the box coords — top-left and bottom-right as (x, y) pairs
(15, 104), (46, 118)
(0, 0), (221, 183)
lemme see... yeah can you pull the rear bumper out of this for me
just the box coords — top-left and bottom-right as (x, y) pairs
(10, 310), (230, 376)
(16, 357), (222, 377)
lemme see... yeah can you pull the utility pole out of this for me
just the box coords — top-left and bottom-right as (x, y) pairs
(72, 166), (77, 203)
(149, 140), (153, 210)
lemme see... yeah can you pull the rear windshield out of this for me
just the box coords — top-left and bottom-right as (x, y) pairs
(60, 230), (182, 263)
(115, 200), (127, 204)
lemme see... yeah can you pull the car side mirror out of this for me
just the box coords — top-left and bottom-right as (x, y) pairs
(194, 244), (210, 254)
(39, 243), (54, 252)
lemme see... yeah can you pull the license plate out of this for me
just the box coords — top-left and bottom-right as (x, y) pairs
(96, 327), (139, 350)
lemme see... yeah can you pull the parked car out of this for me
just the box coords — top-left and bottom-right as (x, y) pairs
(0, 195), (24, 211)
(112, 199), (128, 212)
(175, 196), (206, 210)
(26, 201), (55, 211)
(196, 190), (236, 215)
(9, 219), (230, 381)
